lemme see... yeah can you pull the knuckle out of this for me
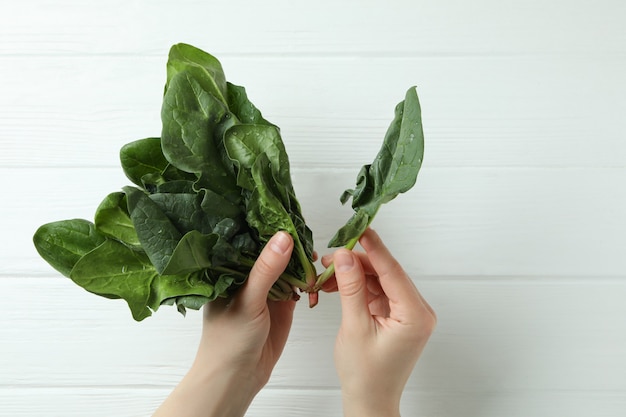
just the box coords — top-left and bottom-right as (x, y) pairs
(253, 255), (276, 278)
(338, 276), (363, 298)
(380, 262), (406, 282)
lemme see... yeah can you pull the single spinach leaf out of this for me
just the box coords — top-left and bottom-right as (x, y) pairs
(70, 239), (157, 321)
(124, 186), (182, 274)
(120, 138), (168, 187)
(328, 86), (424, 247)
(161, 231), (219, 275)
(166, 43), (228, 105)
(33, 219), (106, 277)
(149, 192), (213, 235)
(224, 124), (293, 192)
(94, 192), (141, 247)
(161, 70), (239, 201)
(226, 82), (274, 126)
(148, 271), (216, 312)
(199, 187), (244, 221)
(245, 153), (297, 240)
(246, 153), (316, 283)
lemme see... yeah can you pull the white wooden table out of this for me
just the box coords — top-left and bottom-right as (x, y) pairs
(1, 1), (625, 415)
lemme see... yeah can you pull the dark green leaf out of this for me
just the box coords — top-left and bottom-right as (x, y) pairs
(124, 186), (182, 274)
(161, 231), (218, 275)
(149, 192), (212, 235)
(226, 82), (274, 126)
(329, 87), (424, 247)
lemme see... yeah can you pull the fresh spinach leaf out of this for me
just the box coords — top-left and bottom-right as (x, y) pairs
(226, 82), (274, 126)
(120, 137), (169, 187)
(166, 43), (228, 105)
(94, 192), (141, 248)
(161, 70), (239, 201)
(33, 219), (106, 278)
(70, 238), (157, 321)
(124, 186), (182, 274)
(327, 86), (424, 247)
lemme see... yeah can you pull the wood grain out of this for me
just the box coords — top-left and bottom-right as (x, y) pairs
(1, 1), (624, 416)
(2, 56), (625, 169)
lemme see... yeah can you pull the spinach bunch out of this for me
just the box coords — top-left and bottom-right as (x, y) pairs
(33, 43), (424, 319)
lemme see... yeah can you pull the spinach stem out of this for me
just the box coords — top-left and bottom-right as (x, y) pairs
(313, 235), (360, 291)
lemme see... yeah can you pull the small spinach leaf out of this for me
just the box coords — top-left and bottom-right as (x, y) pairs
(328, 86), (424, 247)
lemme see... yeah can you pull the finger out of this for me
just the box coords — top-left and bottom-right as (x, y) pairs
(359, 229), (421, 307)
(238, 232), (294, 313)
(320, 251), (378, 293)
(321, 253), (332, 268)
(333, 249), (372, 329)
(321, 276), (338, 293)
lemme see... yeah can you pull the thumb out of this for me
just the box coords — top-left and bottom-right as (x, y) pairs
(333, 249), (371, 329)
(239, 231), (293, 312)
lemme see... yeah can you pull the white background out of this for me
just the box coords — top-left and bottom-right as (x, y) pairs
(1, 1), (625, 416)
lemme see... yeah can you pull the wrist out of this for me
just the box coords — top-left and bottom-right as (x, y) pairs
(341, 389), (401, 417)
(188, 360), (259, 414)
(152, 361), (258, 417)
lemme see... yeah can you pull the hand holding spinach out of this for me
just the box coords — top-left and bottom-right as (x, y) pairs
(33, 43), (424, 319)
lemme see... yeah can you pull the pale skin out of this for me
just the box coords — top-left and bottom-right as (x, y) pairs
(153, 228), (436, 417)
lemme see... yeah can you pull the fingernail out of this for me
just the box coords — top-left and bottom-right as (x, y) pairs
(270, 232), (291, 255)
(334, 250), (354, 272)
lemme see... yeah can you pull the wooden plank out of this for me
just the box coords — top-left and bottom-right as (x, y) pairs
(2, 277), (625, 393)
(1, 55), (624, 169)
(1, 387), (625, 417)
(1, 0), (624, 56)
(4, 167), (626, 277)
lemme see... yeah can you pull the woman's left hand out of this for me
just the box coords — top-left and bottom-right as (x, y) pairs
(153, 231), (296, 417)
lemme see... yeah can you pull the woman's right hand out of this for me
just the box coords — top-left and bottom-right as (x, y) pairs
(321, 228), (436, 417)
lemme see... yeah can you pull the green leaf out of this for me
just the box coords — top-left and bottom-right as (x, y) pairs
(245, 153), (297, 240)
(246, 153), (316, 282)
(124, 186), (182, 274)
(327, 210), (370, 248)
(224, 124), (293, 192)
(149, 192), (213, 235)
(120, 138), (169, 188)
(329, 86), (424, 247)
(161, 231), (219, 275)
(70, 239), (157, 321)
(166, 43), (228, 105)
(161, 70), (239, 201)
(226, 82), (274, 126)
(94, 192), (141, 247)
(33, 219), (106, 277)
(148, 271), (216, 312)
